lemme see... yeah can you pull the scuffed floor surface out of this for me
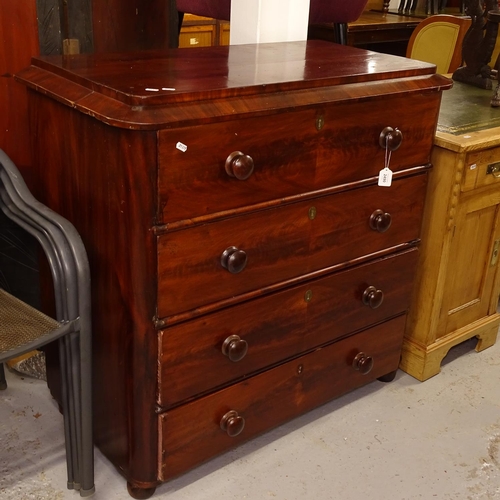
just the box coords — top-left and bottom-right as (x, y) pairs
(1, 338), (500, 500)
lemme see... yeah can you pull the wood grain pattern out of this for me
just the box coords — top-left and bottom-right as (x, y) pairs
(0, 0), (39, 173)
(15, 41), (451, 131)
(158, 249), (419, 407)
(28, 91), (160, 486)
(36, 0), (62, 55)
(157, 173), (427, 318)
(157, 92), (439, 224)
(402, 117), (500, 381)
(18, 43), (447, 495)
(92, 0), (174, 53)
(159, 315), (407, 481)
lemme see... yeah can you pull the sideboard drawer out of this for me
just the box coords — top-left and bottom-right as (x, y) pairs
(157, 173), (427, 318)
(463, 146), (500, 192)
(158, 314), (406, 481)
(158, 92), (439, 223)
(158, 248), (418, 407)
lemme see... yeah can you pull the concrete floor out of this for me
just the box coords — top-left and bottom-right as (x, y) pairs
(1, 337), (500, 500)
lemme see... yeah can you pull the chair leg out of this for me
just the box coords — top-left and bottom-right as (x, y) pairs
(332, 22), (348, 45)
(68, 333), (83, 492)
(0, 363), (7, 390)
(59, 337), (78, 490)
(79, 329), (95, 497)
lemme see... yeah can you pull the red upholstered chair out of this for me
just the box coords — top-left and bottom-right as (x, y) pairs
(176, 0), (369, 44)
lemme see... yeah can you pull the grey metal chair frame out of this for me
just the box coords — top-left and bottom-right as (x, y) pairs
(0, 149), (94, 496)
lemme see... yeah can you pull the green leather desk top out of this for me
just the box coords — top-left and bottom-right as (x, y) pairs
(437, 80), (500, 135)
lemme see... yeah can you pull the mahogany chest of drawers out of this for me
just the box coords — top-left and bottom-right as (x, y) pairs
(17, 41), (450, 498)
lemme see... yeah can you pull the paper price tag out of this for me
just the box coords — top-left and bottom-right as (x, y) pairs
(378, 167), (393, 187)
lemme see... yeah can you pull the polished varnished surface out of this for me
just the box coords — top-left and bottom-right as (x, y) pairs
(16, 41), (450, 132)
(157, 174), (427, 319)
(158, 249), (419, 407)
(23, 41), (439, 104)
(349, 11), (420, 31)
(156, 93), (439, 225)
(19, 41), (448, 497)
(159, 315), (407, 481)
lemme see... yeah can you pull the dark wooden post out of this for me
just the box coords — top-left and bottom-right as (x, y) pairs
(0, 0), (39, 174)
(92, 0), (178, 52)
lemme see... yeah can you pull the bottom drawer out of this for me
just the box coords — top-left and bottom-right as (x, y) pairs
(158, 314), (406, 481)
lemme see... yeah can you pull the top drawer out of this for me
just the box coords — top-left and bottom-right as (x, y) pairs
(158, 92), (440, 223)
(462, 146), (500, 192)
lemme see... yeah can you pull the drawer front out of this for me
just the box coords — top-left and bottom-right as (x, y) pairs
(158, 92), (439, 223)
(158, 248), (418, 407)
(157, 173), (427, 318)
(158, 314), (406, 481)
(463, 146), (500, 192)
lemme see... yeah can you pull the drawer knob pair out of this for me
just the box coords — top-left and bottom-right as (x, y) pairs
(362, 285), (384, 309)
(352, 352), (374, 375)
(222, 335), (248, 362)
(220, 410), (245, 437)
(369, 209), (392, 233)
(221, 246), (248, 274)
(225, 151), (255, 180)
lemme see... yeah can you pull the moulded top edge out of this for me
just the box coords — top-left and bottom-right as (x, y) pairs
(27, 40), (439, 107)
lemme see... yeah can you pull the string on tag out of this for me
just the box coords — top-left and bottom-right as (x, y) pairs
(385, 135), (392, 170)
(378, 133), (393, 187)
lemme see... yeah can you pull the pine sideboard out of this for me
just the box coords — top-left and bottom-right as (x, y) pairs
(401, 81), (500, 381)
(17, 41), (449, 498)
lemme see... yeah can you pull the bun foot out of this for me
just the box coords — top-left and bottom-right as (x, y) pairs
(127, 483), (156, 499)
(377, 369), (398, 383)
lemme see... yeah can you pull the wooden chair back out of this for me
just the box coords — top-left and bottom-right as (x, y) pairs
(406, 14), (471, 74)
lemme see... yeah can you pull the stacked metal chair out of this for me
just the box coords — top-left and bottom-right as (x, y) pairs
(0, 149), (94, 496)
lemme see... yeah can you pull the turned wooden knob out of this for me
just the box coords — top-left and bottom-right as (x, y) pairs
(369, 209), (392, 233)
(221, 246), (247, 274)
(225, 151), (255, 180)
(379, 127), (403, 151)
(352, 352), (374, 375)
(362, 285), (384, 309)
(220, 410), (245, 437)
(222, 335), (248, 362)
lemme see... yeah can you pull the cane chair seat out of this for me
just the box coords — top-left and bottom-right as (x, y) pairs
(0, 289), (61, 357)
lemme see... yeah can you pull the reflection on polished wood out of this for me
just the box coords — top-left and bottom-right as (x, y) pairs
(309, 11), (420, 53)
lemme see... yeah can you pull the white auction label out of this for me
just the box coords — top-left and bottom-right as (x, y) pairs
(378, 167), (393, 187)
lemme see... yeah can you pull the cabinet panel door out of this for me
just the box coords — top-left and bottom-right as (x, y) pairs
(438, 199), (500, 338)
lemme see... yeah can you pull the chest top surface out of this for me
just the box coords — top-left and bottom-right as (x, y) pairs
(16, 40), (450, 129)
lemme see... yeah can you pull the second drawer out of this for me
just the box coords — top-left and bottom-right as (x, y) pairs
(157, 173), (427, 318)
